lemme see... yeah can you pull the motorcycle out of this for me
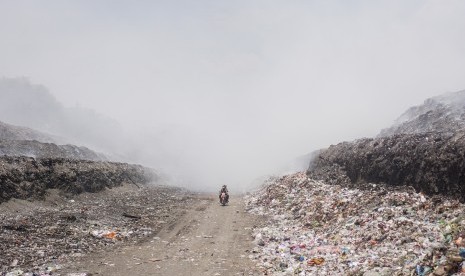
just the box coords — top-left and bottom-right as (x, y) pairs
(220, 192), (228, 206)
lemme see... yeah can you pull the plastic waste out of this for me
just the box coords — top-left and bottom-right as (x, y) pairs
(103, 231), (117, 239)
(5, 270), (23, 276)
(415, 265), (431, 276)
(245, 172), (465, 275)
(307, 257), (325, 266)
(459, 248), (465, 258)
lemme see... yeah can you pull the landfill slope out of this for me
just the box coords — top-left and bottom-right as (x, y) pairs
(307, 132), (465, 202)
(0, 120), (107, 161)
(0, 156), (155, 204)
(0, 120), (57, 143)
(246, 172), (465, 275)
(379, 90), (465, 137)
(0, 78), (129, 159)
(307, 90), (465, 202)
(0, 140), (107, 161)
(246, 90), (465, 275)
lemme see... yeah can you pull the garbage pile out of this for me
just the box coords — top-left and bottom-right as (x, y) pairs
(379, 89), (465, 137)
(0, 119), (107, 161)
(0, 120), (56, 143)
(246, 172), (465, 275)
(0, 156), (155, 203)
(0, 140), (107, 161)
(308, 90), (465, 204)
(308, 131), (465, 202)
(0, 184), (194, 275)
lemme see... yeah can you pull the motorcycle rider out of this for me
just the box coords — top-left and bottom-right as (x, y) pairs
(219, 185), (229, 203)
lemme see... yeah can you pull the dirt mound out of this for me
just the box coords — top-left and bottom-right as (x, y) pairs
(0, 156), (156, 204)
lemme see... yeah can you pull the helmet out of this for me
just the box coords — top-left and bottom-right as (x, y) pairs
(222, 185), (227, 188)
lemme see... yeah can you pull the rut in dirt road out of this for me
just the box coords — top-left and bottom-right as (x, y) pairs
(63, 196), (263, 276)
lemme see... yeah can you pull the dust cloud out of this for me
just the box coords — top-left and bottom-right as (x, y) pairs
(1, 1), (465, 191)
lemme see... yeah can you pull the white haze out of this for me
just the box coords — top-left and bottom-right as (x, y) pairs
(1, 1), (465, 191)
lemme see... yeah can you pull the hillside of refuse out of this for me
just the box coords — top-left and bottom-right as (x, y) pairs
(0, 120), (167, 276)
(0, 121), (57, 143)
(0, 120), (107, 161)
(379, 90), (465, 137)
(0, 156), (156, 204)
(307, 131), (465, 202)
(0, 139), (107, 161)
(307, 90), (465, 202)
(246, 173), (465, 275)
(0, 120), (157, 206)
(246, 90), (465, 275)
(0, 78), (128, 159)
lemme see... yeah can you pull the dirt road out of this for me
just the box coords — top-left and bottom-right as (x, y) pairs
(62, 196), (263, 276)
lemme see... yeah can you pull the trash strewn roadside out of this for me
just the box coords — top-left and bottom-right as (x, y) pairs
(0, 184), (194, 276)
(246, 172), (465, 275)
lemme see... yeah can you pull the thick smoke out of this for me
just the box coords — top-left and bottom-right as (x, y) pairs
(1, 2), (465, 191)
(0, 78), (289, 191)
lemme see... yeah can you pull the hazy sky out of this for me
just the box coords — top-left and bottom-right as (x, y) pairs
(1, 0), (465, 190)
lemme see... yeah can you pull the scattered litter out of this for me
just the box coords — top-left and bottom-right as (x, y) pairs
(246, 172), (465, 275)
(10, 260), (18, 267)
(0, 185), (193, 274)
(102, 231), (117, 239)
(123, 213), (142, 219)
(307, 257), (325, 266)
(5, 270), (23, 276)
